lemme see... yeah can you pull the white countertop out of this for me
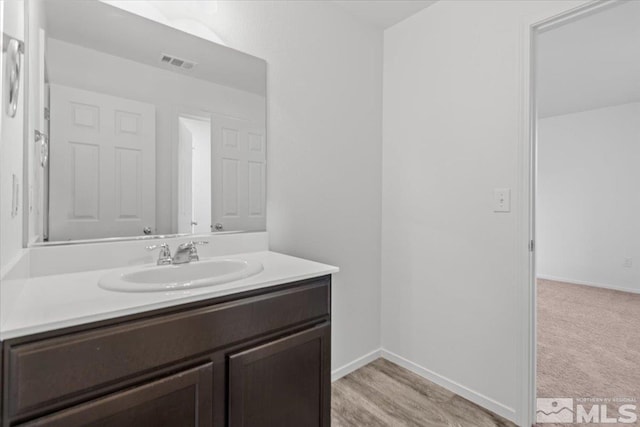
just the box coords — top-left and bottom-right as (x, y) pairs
(0, 251), (338, 340)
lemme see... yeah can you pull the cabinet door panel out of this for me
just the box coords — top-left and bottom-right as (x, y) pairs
(19, 363), (213, 427)
(228, 323), (330, 427)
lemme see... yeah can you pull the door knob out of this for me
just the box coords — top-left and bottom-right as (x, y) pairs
(213, 223), (223, 231)
(143, 227), (152, 235)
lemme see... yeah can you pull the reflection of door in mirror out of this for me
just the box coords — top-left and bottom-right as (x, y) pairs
(49, 85), (156, 241)
(212, 114), (266, 232)
(178, 115), (212, 235)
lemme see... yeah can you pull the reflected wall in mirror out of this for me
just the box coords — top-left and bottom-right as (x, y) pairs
(26, 0), (267, 244)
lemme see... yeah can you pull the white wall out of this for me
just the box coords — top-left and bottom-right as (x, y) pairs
(537, 103), (640, 292)
(214, 1), (384, 373)
(115, 1), (384, 372)
(382, 1), (584, 423)
(0, 1), (5, 271)
(1, 0), (25, 274)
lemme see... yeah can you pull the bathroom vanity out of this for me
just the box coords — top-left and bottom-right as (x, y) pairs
(1, 1), (340, 425)
(0, 249), (336, 427)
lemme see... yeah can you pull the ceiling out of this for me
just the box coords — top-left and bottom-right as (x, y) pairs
(332, 0), (437, 29)
(44, 0), (266, 95)
(537, 1), (640, 118)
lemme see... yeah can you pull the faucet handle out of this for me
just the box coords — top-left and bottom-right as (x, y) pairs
(146, 243), (172, 265)
(186, 240), (209, 262)
(177, 240), (208, 250)
(146, 242), (170, 251)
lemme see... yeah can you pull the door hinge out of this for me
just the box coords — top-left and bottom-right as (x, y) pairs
(529, 240), (535, 252)
(44, 107), (50, 121)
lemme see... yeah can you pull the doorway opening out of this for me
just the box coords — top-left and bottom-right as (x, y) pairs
(533, 1), (640, 424)
(178, 114), (212, 235)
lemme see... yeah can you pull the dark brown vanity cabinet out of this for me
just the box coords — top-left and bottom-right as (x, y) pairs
(18, 364), (214, 427)
(0, 276), (331, 427)
(228, 323), (330, 427)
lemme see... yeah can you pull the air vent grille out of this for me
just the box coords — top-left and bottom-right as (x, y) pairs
(160, 54), (197, 70)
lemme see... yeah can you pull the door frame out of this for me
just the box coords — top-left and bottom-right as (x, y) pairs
(519, 1), (622, 425)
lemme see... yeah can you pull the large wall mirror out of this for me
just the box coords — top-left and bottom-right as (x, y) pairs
(25, 0), (267, 244)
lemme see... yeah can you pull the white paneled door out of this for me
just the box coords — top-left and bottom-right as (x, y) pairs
(49, 85), (156, 241)
(211, 114), (266, 232)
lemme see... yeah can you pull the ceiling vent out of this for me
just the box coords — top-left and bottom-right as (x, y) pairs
(160, 54), (197, 70)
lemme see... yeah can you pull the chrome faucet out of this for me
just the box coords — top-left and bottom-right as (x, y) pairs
(146, 243), (172, 265)
(172, 241), (209, 264)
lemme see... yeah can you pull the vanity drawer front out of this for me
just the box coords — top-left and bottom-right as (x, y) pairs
(7, 278), (330, 419)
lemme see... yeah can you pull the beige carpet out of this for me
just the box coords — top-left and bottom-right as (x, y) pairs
(537, 279), (640, 425)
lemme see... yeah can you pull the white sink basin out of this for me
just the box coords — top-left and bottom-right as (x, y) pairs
(99, 259), (264, 292)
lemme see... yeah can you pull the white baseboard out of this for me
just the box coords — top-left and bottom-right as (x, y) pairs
(331, 348), (382, 382)
(380, 349), (517, 424)
(537, 274), (640, 295)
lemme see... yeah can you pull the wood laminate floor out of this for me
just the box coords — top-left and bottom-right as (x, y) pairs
(331, 358), (516, 427)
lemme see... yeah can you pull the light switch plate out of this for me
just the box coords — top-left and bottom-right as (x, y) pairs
(494, 188), (511, 213)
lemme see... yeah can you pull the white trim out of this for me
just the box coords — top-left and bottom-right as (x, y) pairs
(516, 11), (536, 427)
(537, 275), (640, 295)
(381, 349), (517, 423)
(331, 348), (382, 382)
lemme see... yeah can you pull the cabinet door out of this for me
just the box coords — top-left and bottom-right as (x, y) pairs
(228, 323), (330, 427)
(19, 363), (213, 427)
